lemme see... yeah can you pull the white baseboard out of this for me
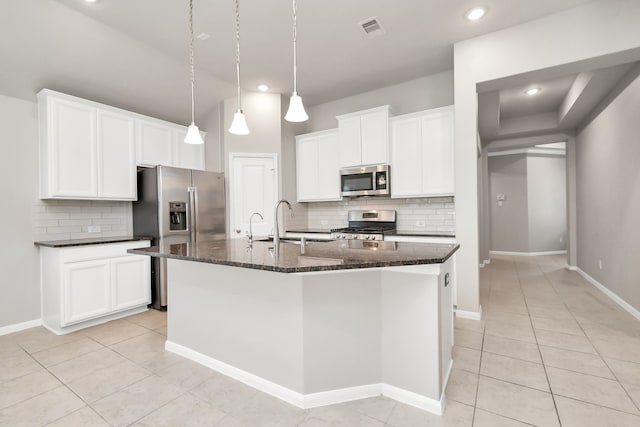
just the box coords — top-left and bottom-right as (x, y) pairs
(479, 258), (492, 268)
(382, 383), (444, 415)
(575, 268), (640, 321)
(0, 318), (42, 336)
(490, 250), (567, 257)
(166, 340), (443, 414)
(304, 384), (381, 409)
(455, 305), (482, 321)
(566, 265), (578, 271)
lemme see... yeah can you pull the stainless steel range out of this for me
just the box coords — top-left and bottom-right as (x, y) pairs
(330, 210), (396, 240)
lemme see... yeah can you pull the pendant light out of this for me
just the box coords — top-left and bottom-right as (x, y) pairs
(228, 0), (250, 135)
(284, 0), (309, 122)
(185, 0), (204, 144)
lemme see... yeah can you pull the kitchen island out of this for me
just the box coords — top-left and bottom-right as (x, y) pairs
(129, 238), (459, 415)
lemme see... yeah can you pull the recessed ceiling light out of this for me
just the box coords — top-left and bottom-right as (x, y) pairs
(466, 6), (487, 21)
(525, 88), (541, 96)
(84, 0), (98, 3)
(258, 84), (269, 92)
(196, 32), (210, 41)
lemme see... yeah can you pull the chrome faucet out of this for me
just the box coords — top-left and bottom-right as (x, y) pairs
(273, 199), (293, 248)
(247, 212), (264, 245)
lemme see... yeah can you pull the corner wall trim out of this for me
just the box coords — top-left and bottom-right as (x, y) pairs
(575, 268), (640, 321)
(0, 318), (42, 336)
(166, 340), (444, 414)
(490, 250), (567, 257)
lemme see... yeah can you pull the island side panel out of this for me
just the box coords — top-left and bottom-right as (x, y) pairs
(381, 267), (442, 401)
(166, 259), (305, 393)
(301, 270), (382, 394)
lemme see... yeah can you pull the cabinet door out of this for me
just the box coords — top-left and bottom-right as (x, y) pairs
(421, 109), (454, 196)
(174, 127), (206, 170)
(316, 132), (341, 200)
(296, 135), (319, 201)
(361, 110), (388, 165)
(338, 116), (361, 167)
(111, 255), (150, 312)
(50, 99), (97, 197)
(62, 260), (111, 326)
(390, 117), (422, 198)
(97, 110), (137, 199)
(137, 120), (173, 167)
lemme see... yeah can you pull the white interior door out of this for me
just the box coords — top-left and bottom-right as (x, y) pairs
(229, 153), (277, 239)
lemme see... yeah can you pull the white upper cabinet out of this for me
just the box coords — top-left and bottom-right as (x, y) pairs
(337, 105), (390, 167)
(136, 120), (205, 170)
(97, 110), (136, 199)
(296, 129), (341, 202)
(136, 119), (174, 167)
(38, 89), (207, 201)
(173, 128), (206, 170)
(390, 106), (455, 198)
(39, 90), (136, 200)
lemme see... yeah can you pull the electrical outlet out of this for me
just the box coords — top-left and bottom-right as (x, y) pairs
(320, 220), (329, 226)
(559, 236), (564, 243)
(598, 259), (603, 270)
(88, 225), (101, 233)
(416, 220), (426, 227)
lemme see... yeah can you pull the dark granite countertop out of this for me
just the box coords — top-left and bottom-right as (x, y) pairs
(392, 232), (456, 238)
(286, 228), (333, 234)
(128, 238), (459, 273)
(34, 236), (152, 248)
(286, 228), (455, 239)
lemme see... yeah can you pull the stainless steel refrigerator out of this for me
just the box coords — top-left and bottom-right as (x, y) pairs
(132, 165), (225, 310)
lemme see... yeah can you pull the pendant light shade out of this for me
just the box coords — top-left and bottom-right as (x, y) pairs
(185, 0), (204, 145)
(228, 0), (250, 135)
(285, 0), (308, 123)
(285, 92), (308, 122)
(229, 110), (250, 135)
(184, 123), (203, 144)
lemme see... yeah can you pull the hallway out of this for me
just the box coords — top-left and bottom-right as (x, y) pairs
(448, 254), (640, 426)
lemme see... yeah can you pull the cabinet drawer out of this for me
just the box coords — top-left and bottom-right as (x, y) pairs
(62, 241), (150, 263)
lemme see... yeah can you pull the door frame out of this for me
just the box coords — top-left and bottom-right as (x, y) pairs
(228, 152), (279, 238)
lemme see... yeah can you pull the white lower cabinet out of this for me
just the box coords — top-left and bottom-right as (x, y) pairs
(63, 259), (111, 325)
(111, 255), (150, 311)
(41, 241), (151, 334)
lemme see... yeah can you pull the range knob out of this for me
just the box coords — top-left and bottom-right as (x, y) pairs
(365, 235), (371, 240)
(371, 235), (377, 240)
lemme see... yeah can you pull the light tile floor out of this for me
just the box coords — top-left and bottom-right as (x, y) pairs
(2, 254), (640, 426)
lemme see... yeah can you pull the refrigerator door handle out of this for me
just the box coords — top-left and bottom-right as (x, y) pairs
(188, 186), (197, 243)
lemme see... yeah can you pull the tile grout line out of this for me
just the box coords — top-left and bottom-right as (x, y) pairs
(539, 264), (640, 416)
(513, 257), (563, 427)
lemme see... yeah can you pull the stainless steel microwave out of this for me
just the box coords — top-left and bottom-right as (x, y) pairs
(340, 164), (390, 197)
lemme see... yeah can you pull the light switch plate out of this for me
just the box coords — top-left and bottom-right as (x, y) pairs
(88, 225), (101, 233)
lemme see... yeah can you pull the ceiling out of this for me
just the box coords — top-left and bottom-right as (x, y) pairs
(1, 0), (597, 124)
(478, 61), (639, 146)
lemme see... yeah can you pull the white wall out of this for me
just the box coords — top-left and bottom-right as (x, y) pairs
(527, 155), (567, 253)
(304, 71), (454, 133)
(576, 72), (640, 311)
(0, 95), (41, 328)
(488, 154), (530, 252)
(454, 0), (640, 315)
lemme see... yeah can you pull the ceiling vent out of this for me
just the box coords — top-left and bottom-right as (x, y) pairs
(358, 16), (386, 39)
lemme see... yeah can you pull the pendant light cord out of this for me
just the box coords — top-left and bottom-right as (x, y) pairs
(292, 0), (298, 94)
(189, 0), (196, 124)
(235, 0), (241, 111)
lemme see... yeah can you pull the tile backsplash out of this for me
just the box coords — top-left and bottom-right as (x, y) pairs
(33, 200), (132, 242)
(305, 196), (455, 233)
